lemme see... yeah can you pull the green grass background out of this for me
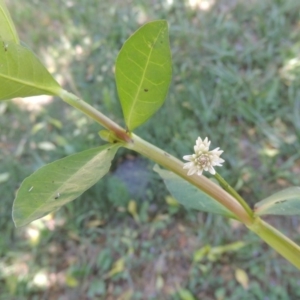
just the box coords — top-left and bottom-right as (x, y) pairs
(1, 0), (300, 299)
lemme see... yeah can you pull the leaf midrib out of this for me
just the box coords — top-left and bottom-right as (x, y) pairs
(13, 145), (118, 226)
(256, 196), (299, 215)
(0, 72), (59, 96)
(126, 26), (164, 128)
(0, 3), (19, 43)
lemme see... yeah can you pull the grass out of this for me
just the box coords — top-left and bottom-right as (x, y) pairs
(1, 0), (300, 298)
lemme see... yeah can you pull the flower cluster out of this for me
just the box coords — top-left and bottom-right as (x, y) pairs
(183, 137), (224, 176)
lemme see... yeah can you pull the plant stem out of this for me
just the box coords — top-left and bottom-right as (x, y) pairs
(125, 134), (254, 226)
(58, 89), (253, 225)
(57, 89), (300, 269)
(248, 217), (300, 270)
(59, 89), (131, 142)
(214, 172), (254, 218)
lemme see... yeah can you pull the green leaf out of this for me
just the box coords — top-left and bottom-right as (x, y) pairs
(13, 144), (121, 227)
(254, 187), (300, 216)
(0, 42), (61, 101)
(0, 0), (19, 43)
(178, 289), (196, 300)
(115, 20), (172, 131)
(154, 165), (235, 218)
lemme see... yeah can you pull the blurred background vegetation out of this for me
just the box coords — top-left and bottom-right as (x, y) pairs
(1, 0), (300, 299)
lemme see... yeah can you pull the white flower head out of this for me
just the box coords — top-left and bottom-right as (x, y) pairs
(183, 137), (224, 176)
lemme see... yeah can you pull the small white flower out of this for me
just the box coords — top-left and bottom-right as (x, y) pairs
(183, 137), (224, 176)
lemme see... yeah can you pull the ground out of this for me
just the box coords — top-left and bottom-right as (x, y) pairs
(1, 0), (300, 299)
